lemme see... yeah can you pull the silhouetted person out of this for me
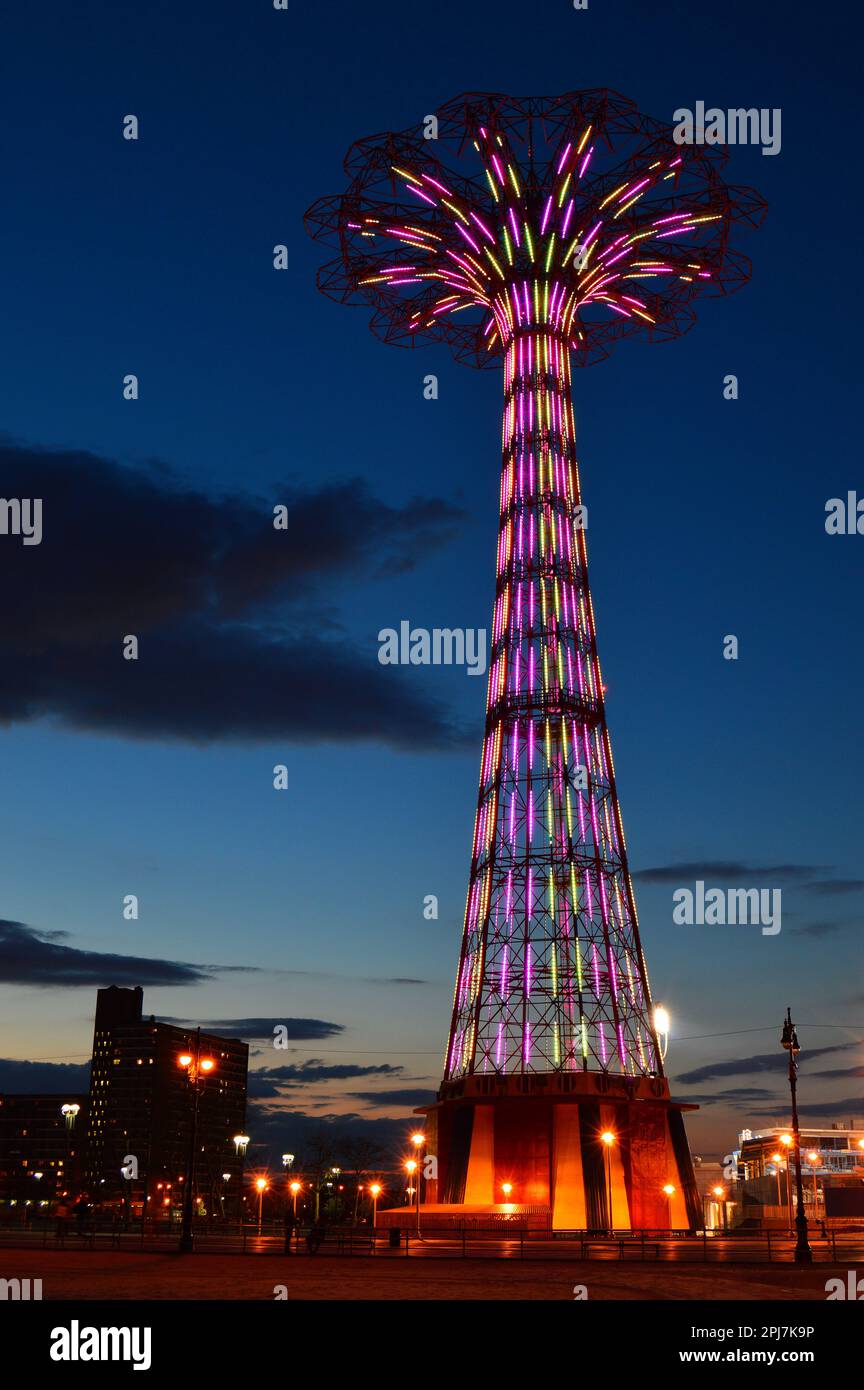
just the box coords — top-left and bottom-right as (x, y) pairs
(283, 1210), (297, 1254)
(74, 1198), (90, 1238)
(306, 1220), (324, 1254)
(55, 1200), (70, 1240)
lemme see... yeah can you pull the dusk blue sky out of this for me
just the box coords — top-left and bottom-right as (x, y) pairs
(0, 0), (861, 1162)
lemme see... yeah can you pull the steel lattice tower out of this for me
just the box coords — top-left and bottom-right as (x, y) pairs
(306, 90), (764, 1230)
(447, 327), (653, 1082)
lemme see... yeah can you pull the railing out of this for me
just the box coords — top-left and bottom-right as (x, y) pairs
(0, 1218), (860, 1262)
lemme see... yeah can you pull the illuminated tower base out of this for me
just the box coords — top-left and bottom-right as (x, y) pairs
(380, 1077), (699, 1232)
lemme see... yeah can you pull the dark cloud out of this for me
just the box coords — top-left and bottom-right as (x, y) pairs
(762, 1097), (864, 1120)
(808, 1065), (864, 1081)
(159, 1016), (344, 1041)
(244, 1102), (410, 1159)
(369, 977), (428, 986)
(792, 923), (846, 938)
(0, 441), (467, 750)
(246, 1076), (287, 1099)
(635, 862), (826, 884)
(800, 880), (864, 895)
(0, 1057), (91, 1092)
(246, 1062), (405, 1099)
(676, 1087), (779, 1107)
(675, 1042), (857, 1085)
(0, 919), (210, 988)
(349, 1088), (437, 1107)
(254, 1061), (403, 1085)
(250, 972), (429, 986)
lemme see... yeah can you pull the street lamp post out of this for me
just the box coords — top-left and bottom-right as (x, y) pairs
(61, 1103), (80, 1132)
(781, 1007), (813, 1264)
(663, 1183), (676, 1231)
(806, 1151), (820, 1221)
(779, 1133), (795, 1232)
(405, 1159), (418, 1228)
(255, 1177), (268, 1236)
(777, 1150), (788, 1217)
(410, 1132), (425, 1234)
(369, 1182), (381, 1232)
(600, 1131), (615, 1234)
(60, 1103), (80, 1209)
(233, 1133), (249, 1229)
(177, 1031), (216, 1254)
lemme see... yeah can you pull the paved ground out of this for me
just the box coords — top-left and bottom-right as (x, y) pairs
(3, 1249), (854, 1300)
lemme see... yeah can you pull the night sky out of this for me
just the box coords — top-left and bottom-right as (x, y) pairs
(1, 0), (861, 1165)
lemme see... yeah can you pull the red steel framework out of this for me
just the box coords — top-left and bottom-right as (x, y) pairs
(306, 90), (764, 1229)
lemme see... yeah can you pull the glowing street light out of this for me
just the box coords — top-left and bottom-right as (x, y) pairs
(255, 1176), (269, 1236)
(662, 1182), (675, 1230)
(403, 1156), (422, 1233)
(772, 1145), (794, 1212)
(653, 1005), (671, 1062)
(369, 1181), (382, 1229)
(600, 1131), (616, 1234)
(409, 1133), (425, 1232)
(60, 1103), (80, 1131)
(177, 1032), (217, 1254)
(805, 1152), (820, 1211)
(233, 1134), (250, 1156)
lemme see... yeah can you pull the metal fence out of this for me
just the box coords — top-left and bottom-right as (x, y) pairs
(0, 1219), (861, 1262)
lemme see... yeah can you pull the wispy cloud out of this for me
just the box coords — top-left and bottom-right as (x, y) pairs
(160, 1016), (344, 1042)
(247, 1061), (405, 1097)
(675, 1042), (858, 1085)
(349, 1087), (437, 1107)
(676, 1087), (779, 1107)
(762, 1096), (864, 1120)
(635, 862), (826, 884)
(800, 880), (864, 895)
(792, 922), (847, 938)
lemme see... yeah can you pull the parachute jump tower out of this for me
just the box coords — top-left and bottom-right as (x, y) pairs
(305, 89), (764, 1230)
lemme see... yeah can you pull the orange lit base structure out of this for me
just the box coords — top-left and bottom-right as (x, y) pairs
(378, 1074), (700, 1233)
